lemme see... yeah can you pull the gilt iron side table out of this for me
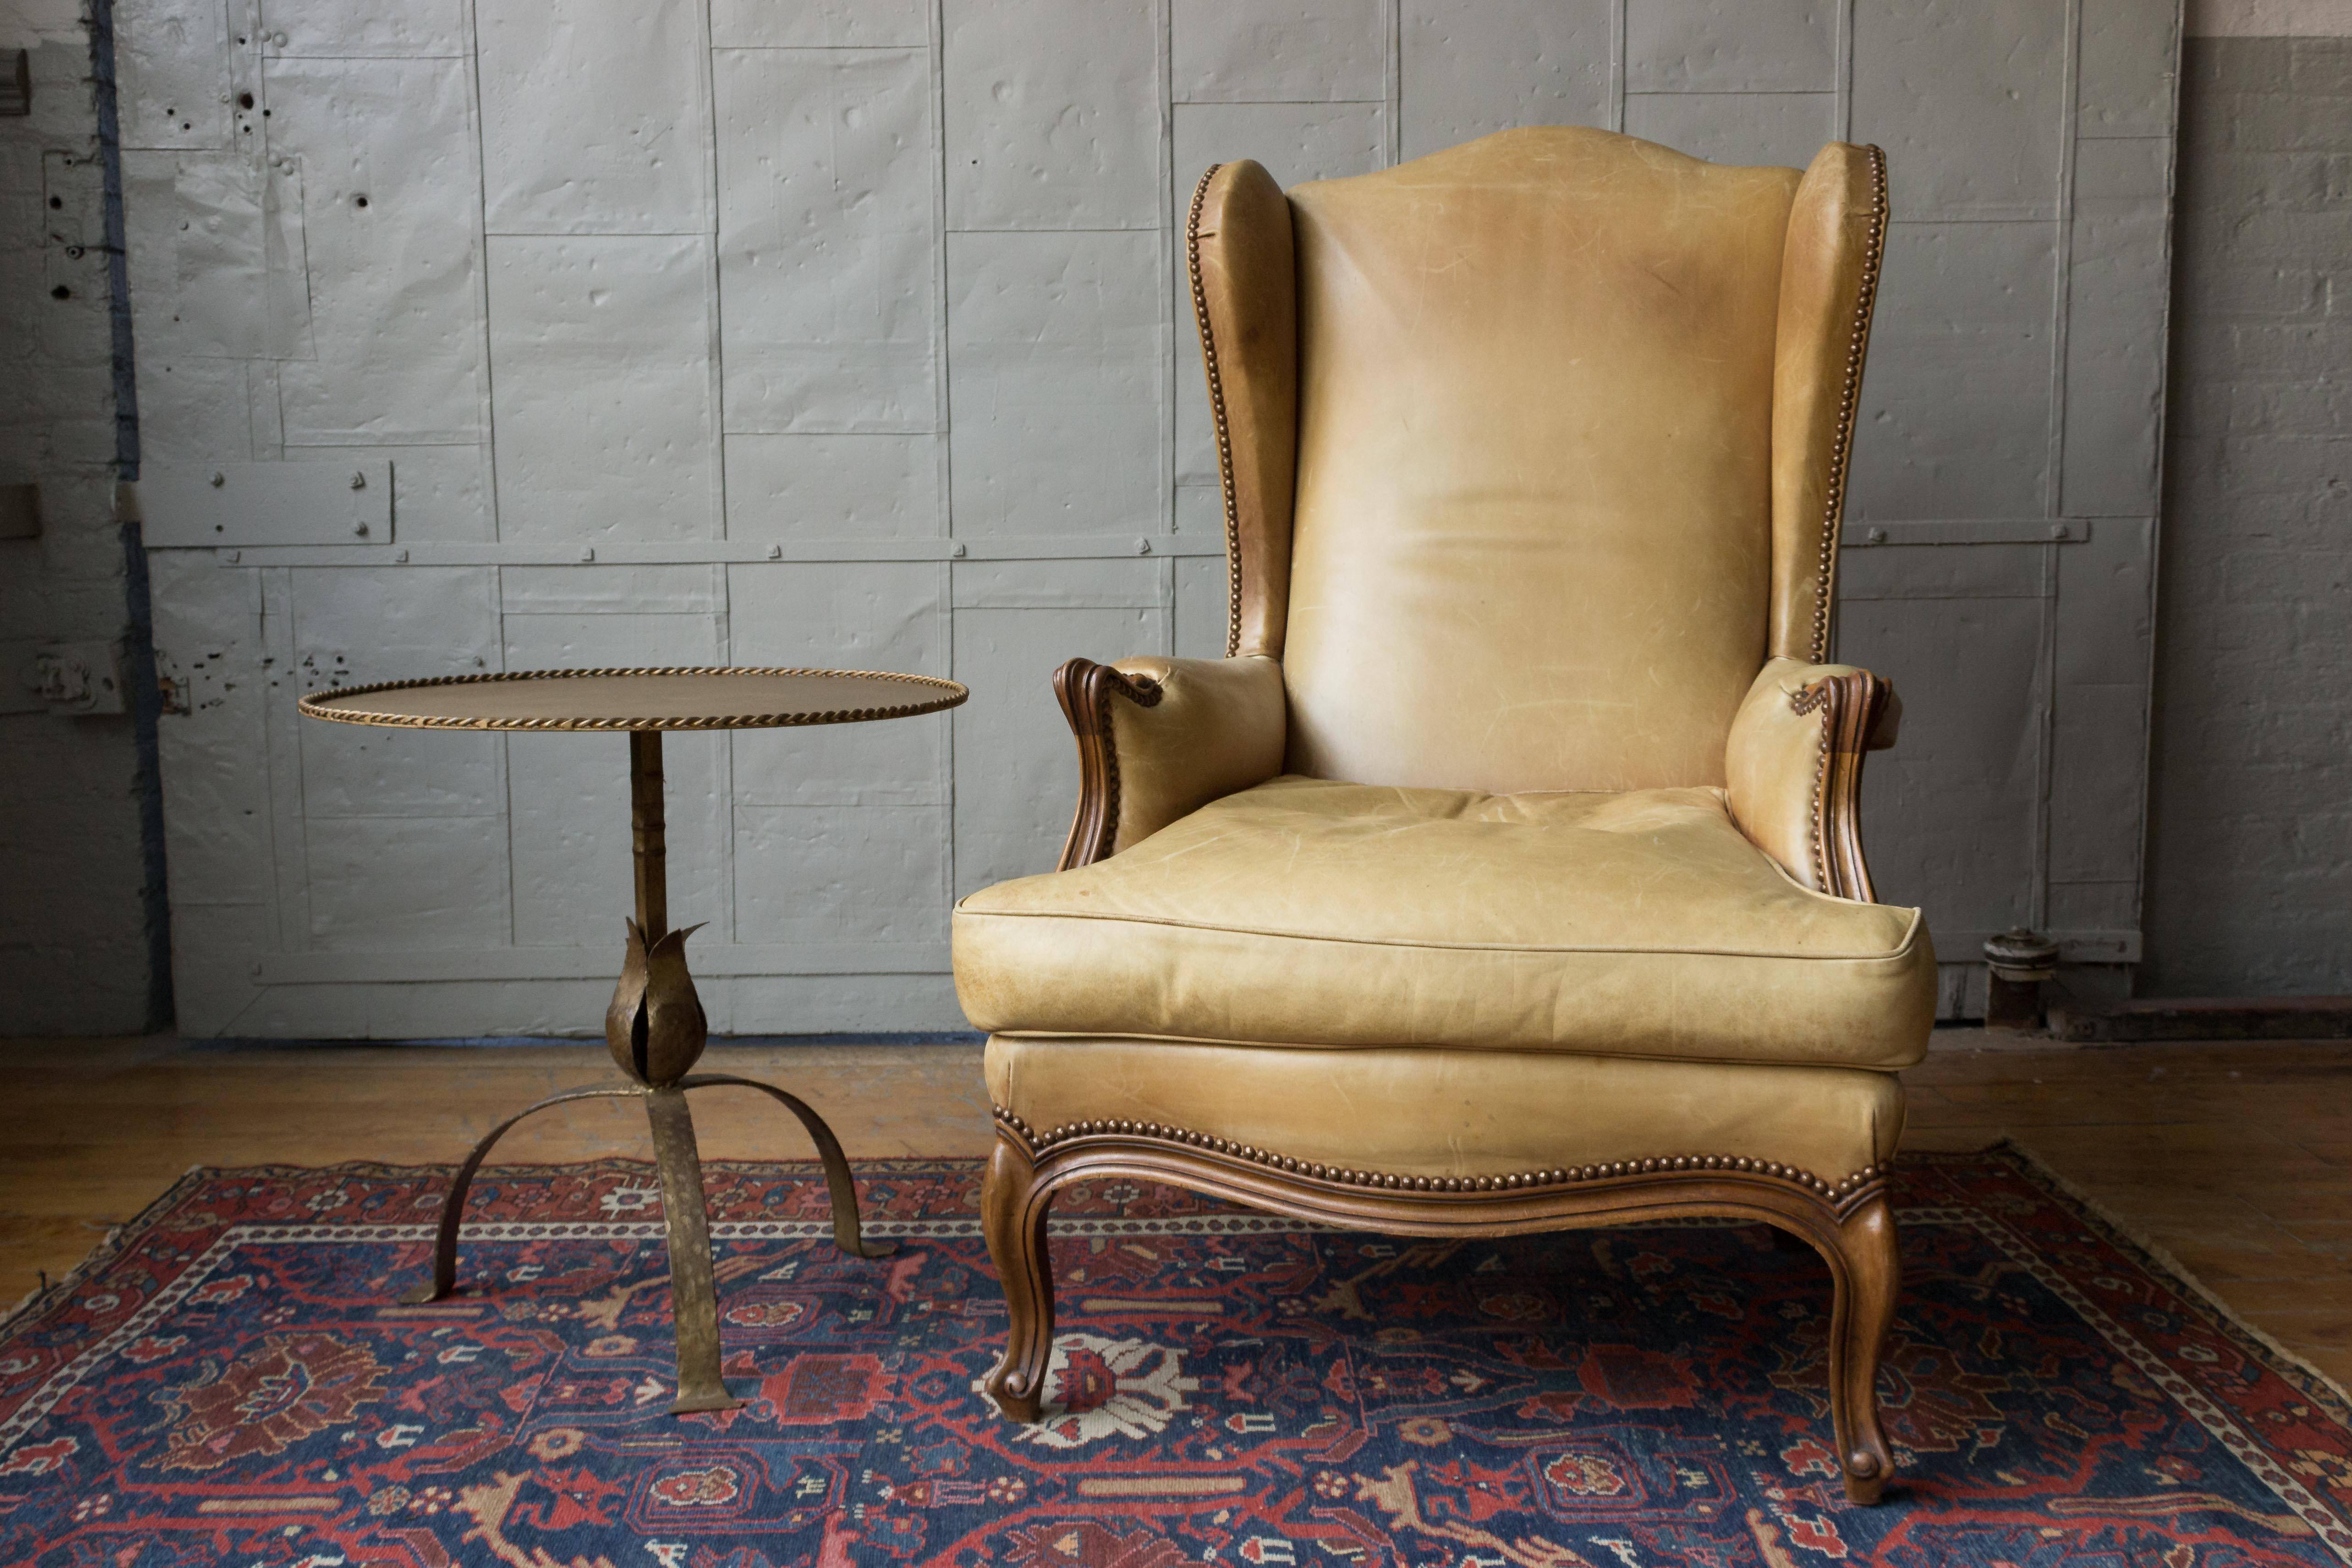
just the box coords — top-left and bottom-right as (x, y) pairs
(298, 666), (968, 1413)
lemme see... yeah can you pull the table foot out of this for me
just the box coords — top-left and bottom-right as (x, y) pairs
(679, 1074), (898, 1260)
(647, 1086), (747, 1413)
(403, 1086), (642, 1305)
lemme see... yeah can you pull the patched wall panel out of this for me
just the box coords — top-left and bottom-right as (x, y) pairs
(265, 58), (488, 445)
(709, 0), (929, 49)
(1852, 0), (2071, 220)
(1625, 0), (1836, 92)
(265, 0), (469, 58)
(290, 567), (504, 820)
(1848, 222), (2058, 522)
(305, 446), (496, 542)
(115, 0), (232, 150)
(2080, 0), (2181, 138)
(148, 557), (273, 909)
(304, 814), (511, 952)
(476, 0), (713, 234)
(714, 47), (938, 434)
(1172, 0), (1388, 103)
(942, 0), (1162, 231)
(486, 234), (720, 542)
(735, 805), (951, 944)
(729, 561), (949, 807)
(123, 152), (311, 361)
(947, 230), (1166, 536)
(1399, 0), (1611, 160)
(724, 435), (942, 540)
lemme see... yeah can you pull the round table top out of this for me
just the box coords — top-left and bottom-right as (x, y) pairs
(298, 667), (968, 731)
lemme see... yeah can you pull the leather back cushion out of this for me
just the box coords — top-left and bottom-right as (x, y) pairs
(1282, 127), (1800, 794)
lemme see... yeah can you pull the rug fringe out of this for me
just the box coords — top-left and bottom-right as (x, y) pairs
(1985, 1137), (2352, 1413)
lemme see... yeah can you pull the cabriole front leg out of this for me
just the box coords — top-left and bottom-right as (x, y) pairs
(981, 1132), (1057, 1422)
(1826, 1194), (1899, 1504)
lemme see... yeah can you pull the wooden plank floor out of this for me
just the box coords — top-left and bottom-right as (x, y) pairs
(3, 1033), (2346, 1390)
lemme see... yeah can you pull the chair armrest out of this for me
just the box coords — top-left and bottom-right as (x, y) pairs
(1725, 657), (1900, 901)
(1053, 653), (1287, 869)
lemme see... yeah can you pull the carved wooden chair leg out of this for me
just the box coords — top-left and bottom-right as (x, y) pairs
(981, 1133), (1057, 1422)
(402, 1086), (640, 1306)
(1824, 1194), (1900, 1504)
(677, 1074), (897, 1259)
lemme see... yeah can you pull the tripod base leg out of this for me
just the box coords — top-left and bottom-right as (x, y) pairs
(647, 1086), (745, 1414)
(677, 1074), (897, 1259)
(402, 1086), (640, 1306)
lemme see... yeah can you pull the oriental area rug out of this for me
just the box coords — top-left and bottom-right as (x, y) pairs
(2, 1148), (2348, 1567)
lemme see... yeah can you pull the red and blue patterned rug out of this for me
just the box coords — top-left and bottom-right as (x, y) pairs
(2, 1146), (2347, 1566)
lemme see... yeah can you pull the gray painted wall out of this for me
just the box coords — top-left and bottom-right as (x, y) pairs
(2145, 30), (2352, 996)
(105, 0), (2181, 1035)
(26, 1), (2351, 1035)
(0, 0), (157, 1035)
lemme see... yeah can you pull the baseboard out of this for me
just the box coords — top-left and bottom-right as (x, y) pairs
(2048, 997), (2352, 1043)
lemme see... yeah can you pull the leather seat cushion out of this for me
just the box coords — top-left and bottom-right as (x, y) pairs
(952, 776), (1936, 1069)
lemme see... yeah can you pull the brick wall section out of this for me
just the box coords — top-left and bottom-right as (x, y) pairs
(2145, 36), (2352, 995)
(0, 22), (153, 1032)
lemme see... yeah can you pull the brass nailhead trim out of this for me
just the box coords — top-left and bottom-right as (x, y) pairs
(1184, 163), (1245, 659)
(1093, 668), (1162, 859)
(1791, 680), (1836, 891)
(993, 1106), (1884, 1200)
(298, 666), (967, 731)
(1810, 145), (1890, 666)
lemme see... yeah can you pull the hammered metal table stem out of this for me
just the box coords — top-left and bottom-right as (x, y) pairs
(397, 725), (896, 1418)
(631, 730), (668, 941)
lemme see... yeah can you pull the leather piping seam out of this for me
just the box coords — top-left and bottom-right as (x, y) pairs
(1809, 144), (1889, 666)
(957, 902), (1925, 962)
(992, 1106), (1888, 1201)
(1184, 163), (1244, 659)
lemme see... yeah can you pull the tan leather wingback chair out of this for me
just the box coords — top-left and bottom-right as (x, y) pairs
(951, 126), (1931, 1505)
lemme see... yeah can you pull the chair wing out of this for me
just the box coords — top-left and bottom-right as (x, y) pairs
(1190, 128), (1892, 799)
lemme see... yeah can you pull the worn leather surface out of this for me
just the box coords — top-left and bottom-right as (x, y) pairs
(955, 775), (1936, 1069)
(985, 1036), (1904, 1182)
(1277, 127), (1798, 795)
(1106, 654), (1288, 850)
(1772, 144), (1887, 662)
(1725, 656), (1856, 892)
(1188, 161), (1298, 659)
